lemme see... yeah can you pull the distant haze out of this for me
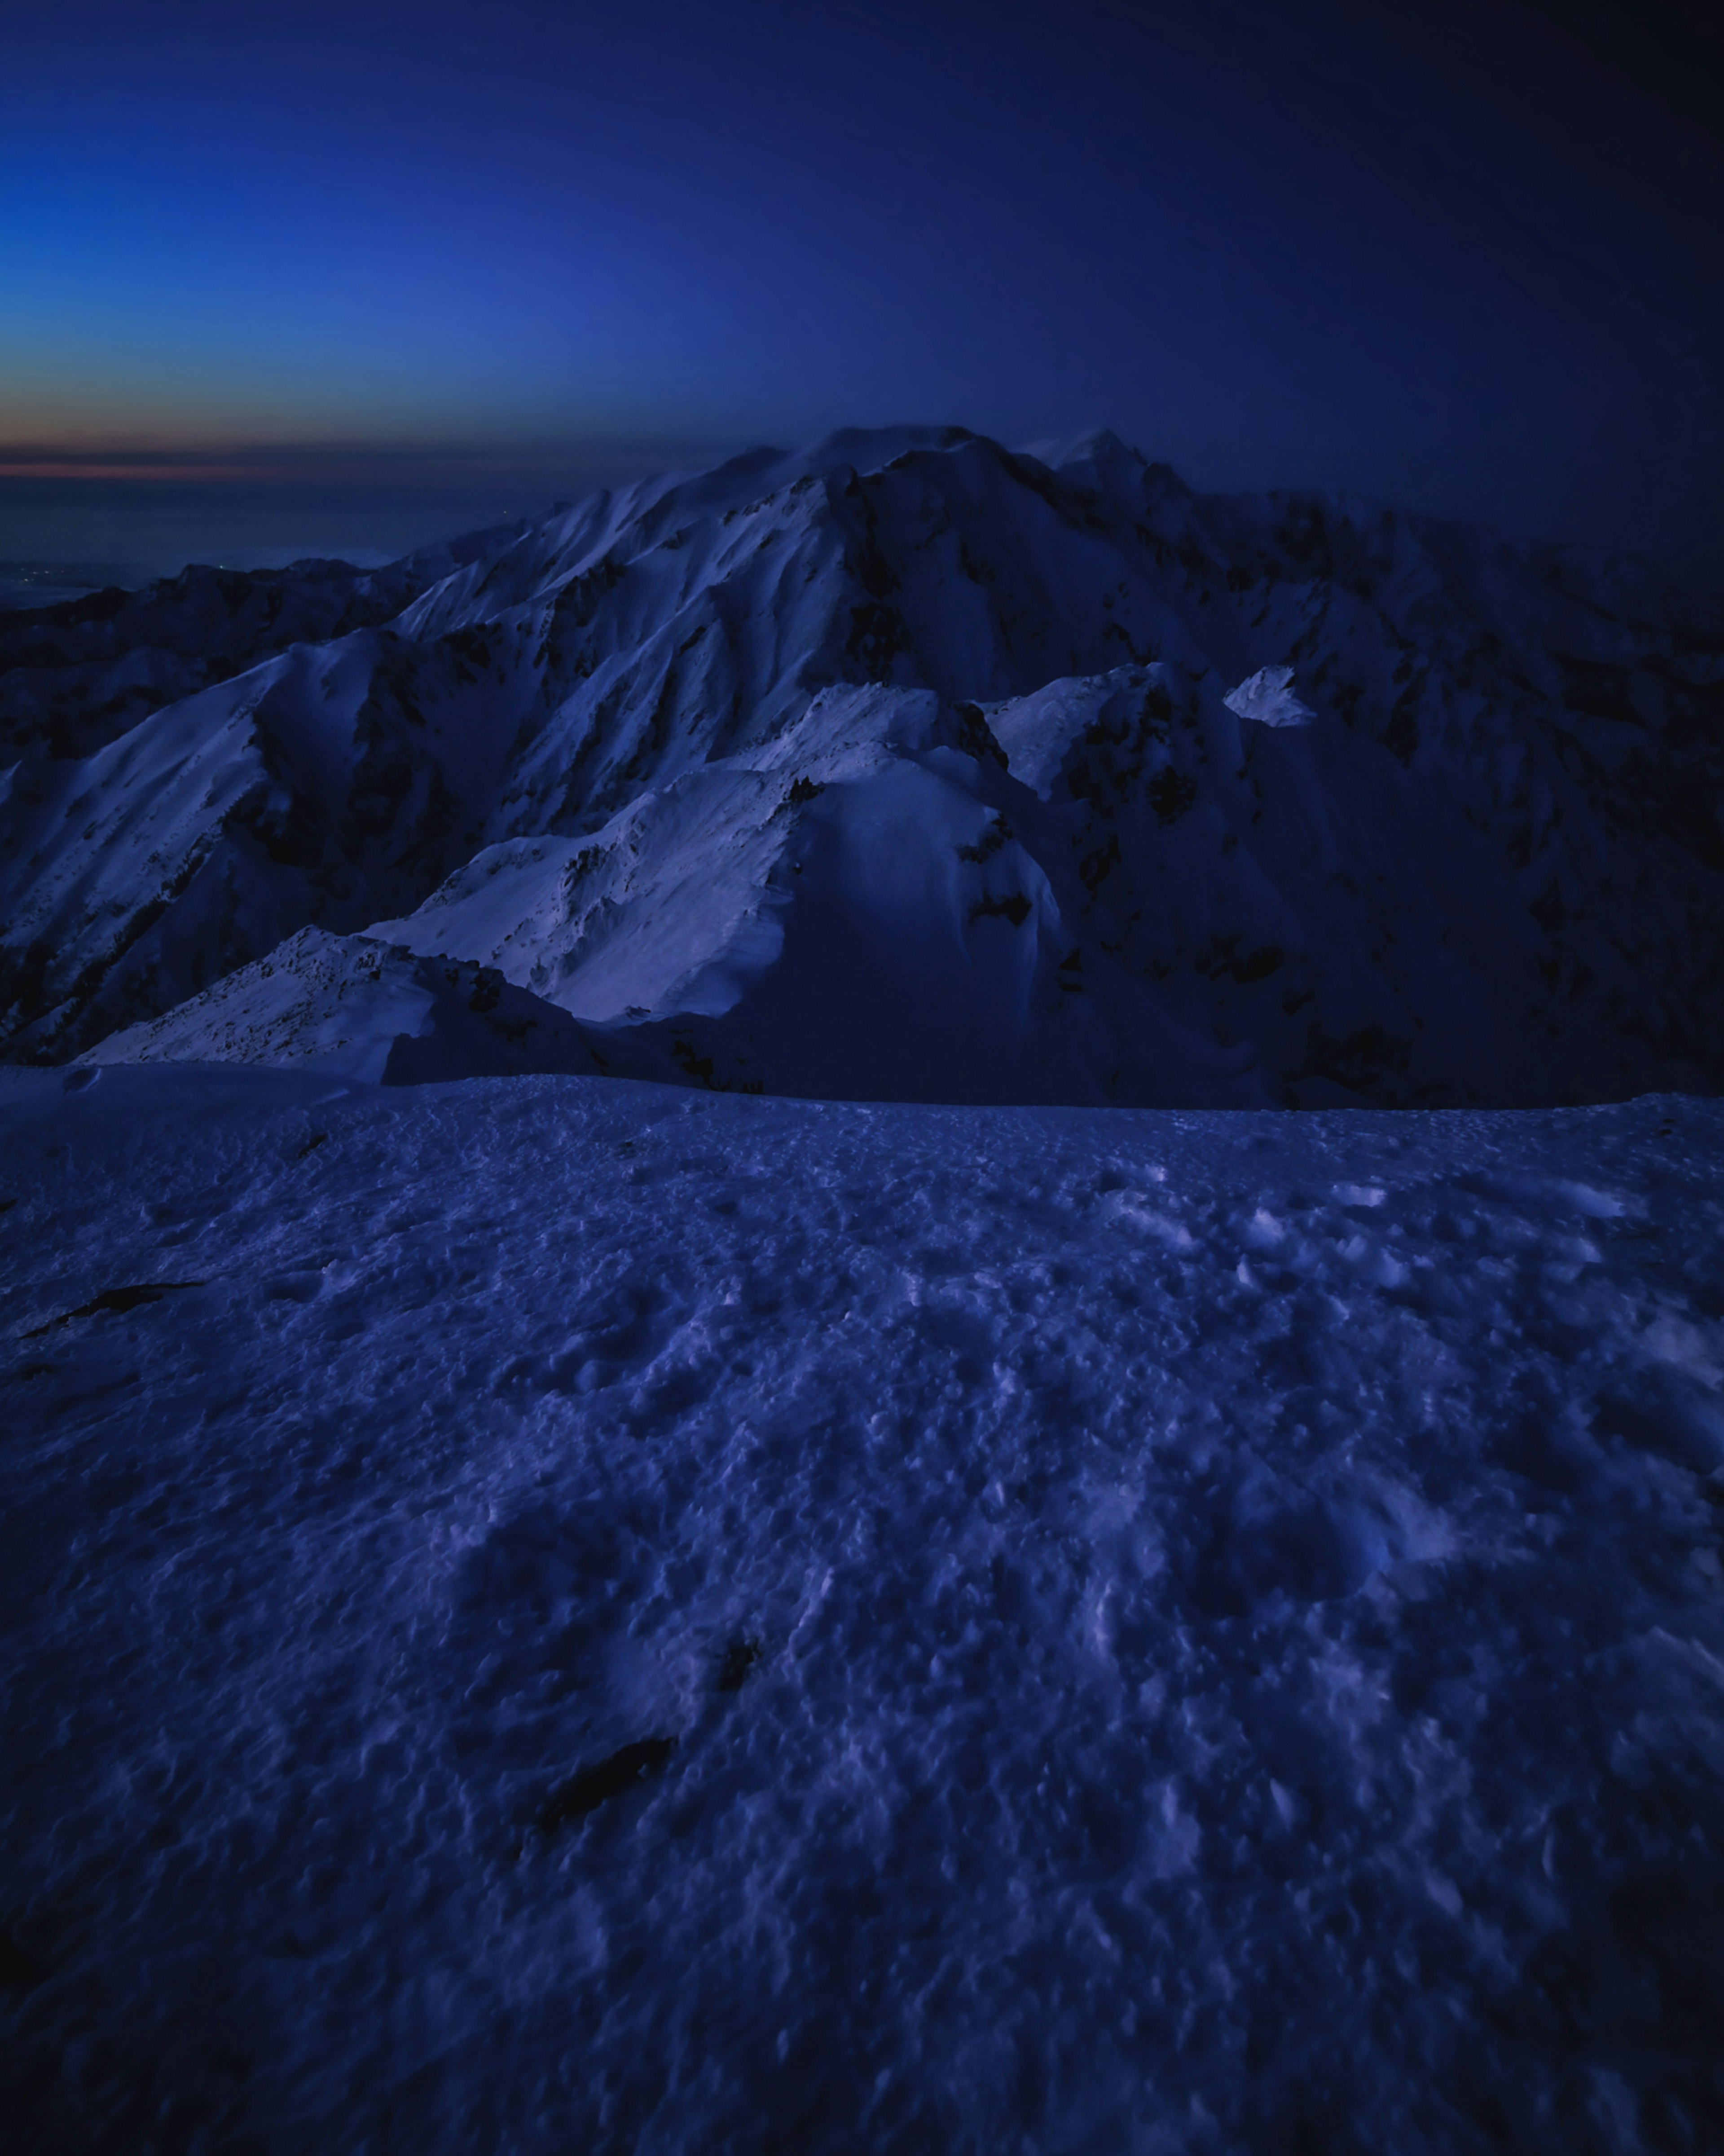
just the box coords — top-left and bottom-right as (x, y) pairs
(0, 442), (743, 592)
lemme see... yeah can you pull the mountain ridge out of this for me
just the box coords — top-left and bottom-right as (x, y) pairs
(3, 425), (1719, 1106)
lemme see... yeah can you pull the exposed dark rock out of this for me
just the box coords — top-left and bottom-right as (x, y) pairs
(716, 1640), (762, 1693)
(537, 1737), (678, 1829)
(22, 1281), (203, 1337)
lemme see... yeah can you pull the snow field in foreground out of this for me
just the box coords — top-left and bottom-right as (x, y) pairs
(2, 1067), (1724, 2153)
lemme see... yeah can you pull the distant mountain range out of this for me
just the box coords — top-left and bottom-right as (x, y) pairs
(0, 563), (154, 615)
(2, 425), (1720, 1106)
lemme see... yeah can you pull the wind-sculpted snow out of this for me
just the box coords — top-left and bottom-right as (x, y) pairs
(4, 425), (1720, 1100)
(3, 1069), (1723, 2150)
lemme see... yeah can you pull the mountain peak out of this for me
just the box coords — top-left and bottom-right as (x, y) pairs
(4, 424), (1719, 1106)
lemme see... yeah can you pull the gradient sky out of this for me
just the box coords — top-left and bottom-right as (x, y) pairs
(3, 0), (1722, 578)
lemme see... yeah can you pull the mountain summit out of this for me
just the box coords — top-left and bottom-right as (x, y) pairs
(3, 426), (1720, 1106)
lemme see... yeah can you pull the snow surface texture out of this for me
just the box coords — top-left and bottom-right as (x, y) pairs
(3, 426), (1720, 1106)
(4, 1066), (1724, 2152)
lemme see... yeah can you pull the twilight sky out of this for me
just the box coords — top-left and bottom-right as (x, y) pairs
(3, 0), (1721, 579)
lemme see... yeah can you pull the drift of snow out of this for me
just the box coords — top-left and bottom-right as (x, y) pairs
(4, 1066), (1724, 2151)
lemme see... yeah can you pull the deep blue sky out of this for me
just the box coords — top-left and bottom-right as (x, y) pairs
(3, 0), (1721, 580)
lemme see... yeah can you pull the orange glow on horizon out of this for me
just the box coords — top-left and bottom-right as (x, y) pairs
(0, 462), (297, 482)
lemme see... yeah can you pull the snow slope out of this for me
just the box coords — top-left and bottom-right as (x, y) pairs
(4, 1067), (1724, 2150)
(74, 927), (610, 1086)
(4, 427), (1720, 1103)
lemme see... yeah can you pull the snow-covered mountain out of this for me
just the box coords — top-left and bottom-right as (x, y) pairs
(0, 531), (512, 764)
(3, 426), (1720, 1105)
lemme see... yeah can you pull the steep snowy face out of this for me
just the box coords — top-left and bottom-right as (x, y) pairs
(0, 627), (531, 1063)
(1223, 665), (1315, 728)
(6, 425), (1722, 1102)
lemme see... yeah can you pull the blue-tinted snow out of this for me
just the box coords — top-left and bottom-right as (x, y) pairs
(9, 427), (1722, 1103)
(4, 1067), (1724, 2151)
